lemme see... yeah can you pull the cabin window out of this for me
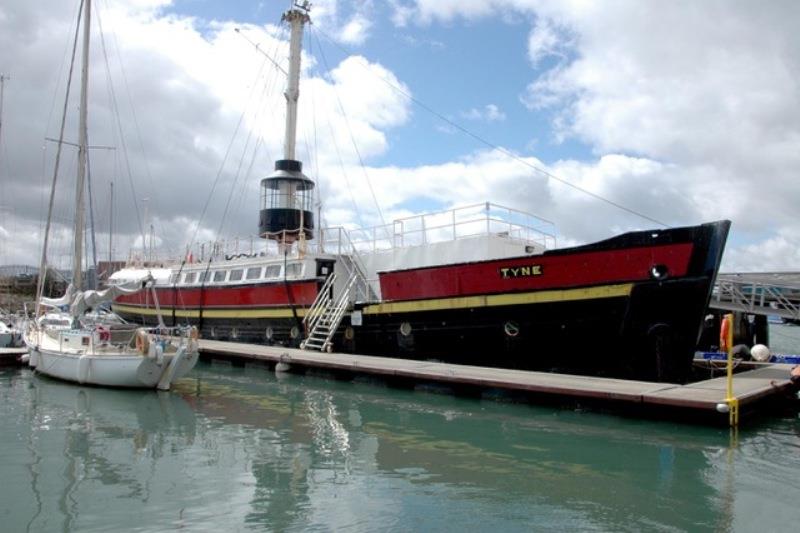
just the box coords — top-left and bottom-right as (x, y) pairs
(229, 269), (244, 282)
(198, 271), (210, 283)
(170, 273), (179, 284)
(183, 272), (196, 284)
(246, 267), (262, 280)
(213, 270), (226, 282)
(264, 265), (281, 279)
(285, 263), (303, 278)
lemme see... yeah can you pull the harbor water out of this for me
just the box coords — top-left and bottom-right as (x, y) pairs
(2, 326), (800, 531)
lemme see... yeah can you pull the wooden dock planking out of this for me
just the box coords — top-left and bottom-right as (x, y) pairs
(198, 340), (797, 415)
(643, 365), (795, 409)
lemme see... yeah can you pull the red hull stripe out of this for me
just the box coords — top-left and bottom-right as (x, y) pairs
(378, 243), (693, 301)
(114, 280), (319, 308)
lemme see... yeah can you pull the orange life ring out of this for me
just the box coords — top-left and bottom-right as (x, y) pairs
(135, 330), (150, 354)
(719, 315), (731, 352)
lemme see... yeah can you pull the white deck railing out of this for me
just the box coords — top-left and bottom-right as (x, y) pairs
(127, 203), (557, 266)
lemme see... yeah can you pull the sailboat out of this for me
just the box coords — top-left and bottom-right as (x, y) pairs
(24, 0), (198, 389)
(111, 3), (729, 383)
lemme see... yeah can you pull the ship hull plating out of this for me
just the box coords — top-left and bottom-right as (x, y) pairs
(113, 221), (730, 382)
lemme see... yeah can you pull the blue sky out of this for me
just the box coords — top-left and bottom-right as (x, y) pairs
(1, 0), (799, 271)
(163, 0), (592, 168)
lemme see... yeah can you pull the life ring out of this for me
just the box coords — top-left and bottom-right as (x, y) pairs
(95, 325), (111, 343)
(720, 315), (731, 353)
(135, 330), (150, 354)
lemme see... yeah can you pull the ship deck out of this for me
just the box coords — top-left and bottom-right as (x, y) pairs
(198, 339), (797, 424)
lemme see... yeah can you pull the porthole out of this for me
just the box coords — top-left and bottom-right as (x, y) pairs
(650, 264), (669, 280)
(399, 322), (412, 337)
(504, 321), (520, 338)
(290, 326), (300, 339)
(265, 326), (274, 340)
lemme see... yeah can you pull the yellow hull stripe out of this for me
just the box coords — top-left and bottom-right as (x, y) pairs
(113, 283), (632, 319)
(362, 283), (633, 315)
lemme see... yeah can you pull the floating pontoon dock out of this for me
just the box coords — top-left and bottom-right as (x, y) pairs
(0, 347), (27, 366)
(199, 339), (797, 424)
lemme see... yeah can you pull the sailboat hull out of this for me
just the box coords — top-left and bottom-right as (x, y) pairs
(28, 342), (198, 389)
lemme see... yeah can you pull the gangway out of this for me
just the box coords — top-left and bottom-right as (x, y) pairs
(710, 272), (800, 321)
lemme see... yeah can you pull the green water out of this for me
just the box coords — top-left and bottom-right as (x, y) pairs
(2, 353), (800, 531)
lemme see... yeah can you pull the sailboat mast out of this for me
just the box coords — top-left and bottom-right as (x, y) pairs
(72, 0), (91, 291)
(108, 181), (113, 281)
(0, 74), (7, 161)
(282, 5), (309, 160)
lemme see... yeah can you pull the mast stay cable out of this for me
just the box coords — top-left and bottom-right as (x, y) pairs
(313, 27), (667, 228)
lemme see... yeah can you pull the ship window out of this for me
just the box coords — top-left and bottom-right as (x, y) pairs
(246, 267), (262, 280)
(229, 269), (243, 282)
(264, 265), (281, 279)
(285, 263), (303, 278)
(213, 270), (226, 282)
(170, 273), (179, 284)
(183, 272), (196, 284)
(198, 271), (210, 283)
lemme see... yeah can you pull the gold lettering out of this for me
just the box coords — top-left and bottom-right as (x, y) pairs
(499, 264), (543, 278)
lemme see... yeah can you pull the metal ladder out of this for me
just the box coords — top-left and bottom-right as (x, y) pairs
(301, 271), (358, 352)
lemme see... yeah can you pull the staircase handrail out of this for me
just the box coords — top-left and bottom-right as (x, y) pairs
(321, 273), (358, 349)
(303, 272), (336, 332)
(324, 227), (377, 302)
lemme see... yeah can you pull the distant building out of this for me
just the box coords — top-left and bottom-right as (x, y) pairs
(97, 261), (127, 284)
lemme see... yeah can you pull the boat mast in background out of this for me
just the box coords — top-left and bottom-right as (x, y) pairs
(0, 74), (8, 161)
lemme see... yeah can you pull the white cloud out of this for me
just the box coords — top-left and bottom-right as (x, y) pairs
(2, 0), (800, 276)
(461, 104), (506, 122)
(339, 14), (371, 45)
(391, 0), (800, 271)
(0, 0), (410, 266)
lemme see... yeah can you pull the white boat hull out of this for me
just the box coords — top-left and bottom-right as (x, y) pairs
(25, 325), (199, 389)
(29, 345), (198, 388)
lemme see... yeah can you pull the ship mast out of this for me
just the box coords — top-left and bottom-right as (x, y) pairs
(282, 5), (308, 161)
(259, 2), (315, 247)
(72, 0), (91, 291)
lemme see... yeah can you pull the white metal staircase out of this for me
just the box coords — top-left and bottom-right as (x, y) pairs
(301, 271), (358, 352)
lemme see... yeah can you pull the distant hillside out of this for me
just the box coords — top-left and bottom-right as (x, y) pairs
(0, 265), (39, 277)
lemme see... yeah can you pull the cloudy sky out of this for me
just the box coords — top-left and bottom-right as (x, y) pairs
(0, 0), (798, 272)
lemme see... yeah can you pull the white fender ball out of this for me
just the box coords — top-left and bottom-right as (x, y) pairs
(750, 344), (771, 362)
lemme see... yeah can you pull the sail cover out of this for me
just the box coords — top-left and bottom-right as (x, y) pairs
(39, 284), (77, 309)
(69, 276), (152, 317)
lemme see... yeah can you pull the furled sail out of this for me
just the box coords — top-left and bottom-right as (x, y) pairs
(69, 276), (152, 317)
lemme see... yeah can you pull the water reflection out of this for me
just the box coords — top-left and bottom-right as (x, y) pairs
(2, 363), (799, 532)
